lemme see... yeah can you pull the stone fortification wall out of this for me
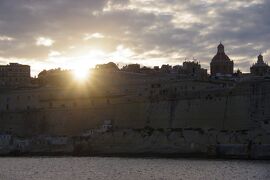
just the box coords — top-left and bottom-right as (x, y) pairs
(0, 78), (269, 137)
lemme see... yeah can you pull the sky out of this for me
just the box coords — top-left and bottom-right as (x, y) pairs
(0, 0), (269, 76)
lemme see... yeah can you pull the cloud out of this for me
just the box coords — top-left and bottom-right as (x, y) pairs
(48, 50), (61, 57)
(36, 37), (55, 47)
(0, 0), (269, 75)
(0, 35), (14, 41)
(84, 33), (105, 40)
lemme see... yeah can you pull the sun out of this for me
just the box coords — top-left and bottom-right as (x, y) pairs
(73, 67), (90, 82)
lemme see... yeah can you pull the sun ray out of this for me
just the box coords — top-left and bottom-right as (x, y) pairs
(72, 67), (90, 82)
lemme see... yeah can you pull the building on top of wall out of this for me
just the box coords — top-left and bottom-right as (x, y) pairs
(250, 54), (270, 76)
(180, 61), (208, 79)
(160, 64), (172, 73)
(122, 64), (140, 73)
(210, 43), (234, 76)
(95, 62), (119, 71)
(0, 63), (30, 87)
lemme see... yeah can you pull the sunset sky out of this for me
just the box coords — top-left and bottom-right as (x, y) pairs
(0, 0), (269, 76)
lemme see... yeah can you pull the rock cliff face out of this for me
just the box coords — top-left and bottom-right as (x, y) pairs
(0, 128), (270, 159)
(0, 75), (269, 158)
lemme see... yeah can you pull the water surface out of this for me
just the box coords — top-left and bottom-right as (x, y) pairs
(0, 157), (269, 180)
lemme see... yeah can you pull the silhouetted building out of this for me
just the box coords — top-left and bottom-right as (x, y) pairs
(95, 62), (119, 71)
(183, 61), (201, 73)
(122, 64), (140, 72)
(160, 64), (172, 73)
(154, 66), (159, 71)
(0, 63), (30, 87)
(140, 66), (152, 73)
(38, 68), (72, 87)
(182, 61), (207, 79)
(172, 65), (182, 73)
(234, 69), (242, 77)
(250, 54), (270, 76)
(210, 43), (234, 76)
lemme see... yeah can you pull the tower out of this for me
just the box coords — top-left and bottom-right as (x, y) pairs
(250, 54), (270, 76)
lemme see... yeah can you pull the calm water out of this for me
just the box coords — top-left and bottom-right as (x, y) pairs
(0, 157), (269, 180)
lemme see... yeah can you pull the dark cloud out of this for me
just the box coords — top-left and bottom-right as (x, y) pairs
(0, 0), (269, 74)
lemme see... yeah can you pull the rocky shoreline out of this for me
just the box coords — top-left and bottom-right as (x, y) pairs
(0, 128), (269, 159)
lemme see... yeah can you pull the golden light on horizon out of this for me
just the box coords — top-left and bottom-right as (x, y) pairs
(72, 66), (90, 82)
(25, 44), (140, 77)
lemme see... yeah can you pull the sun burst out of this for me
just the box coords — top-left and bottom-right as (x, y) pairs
(73, 67), (90, 82)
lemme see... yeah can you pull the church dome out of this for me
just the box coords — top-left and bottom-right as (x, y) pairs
(212, 53), (231, 62)
(210, 43), (234, 75)
(211, 43), (231, 62)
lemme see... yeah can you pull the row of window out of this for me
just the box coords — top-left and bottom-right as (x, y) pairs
(0, 78), (29, 83)
(0, 68), (29, 72)
(6, 95), (35, 102)
(4, 98), (109, 110)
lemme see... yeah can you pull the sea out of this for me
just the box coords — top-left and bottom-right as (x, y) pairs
(0, 157), (269, 180)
